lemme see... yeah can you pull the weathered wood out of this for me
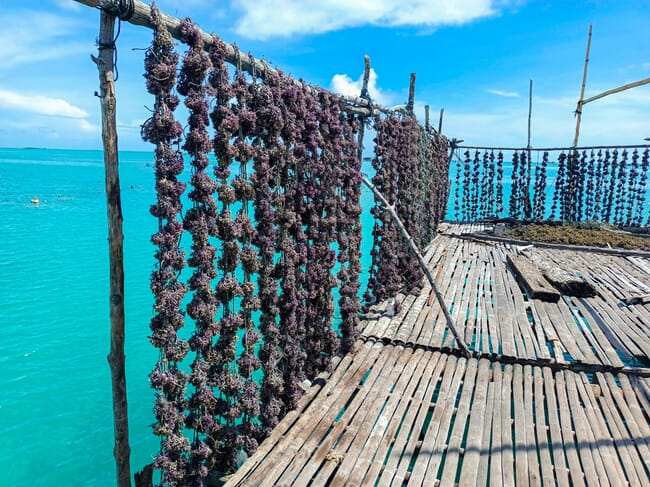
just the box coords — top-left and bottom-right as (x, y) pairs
(361, 176), (471, 357)
(95, 10), (131, 487)
(407, 72), (416, 114)
(507, 253), (561, 302)
(583, 76), (650, 105)
(621, 293), (650, 305)
(522, 248), (597, 297)
(73, 0), (403, 117)
(573, 24), (592, 148)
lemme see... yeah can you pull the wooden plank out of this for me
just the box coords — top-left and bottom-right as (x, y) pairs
(512, 364), (530, 486)
(476, 363), (496, 486)
(457, 359), (491, 486)
(365, 352), (446, 485)
(349, 350), (439, 486)
(316, 346), (417, 486)
(573, 372), (624, 486)
(555, 369), (586, 487)
(404, 357), (467, 486)
(241, 341), (385, 485)
(523, 365), (542, 486)
(283, 343), (405, 486)
(436, 358), (480, 487)
(541, 367), (571, 487)
(533, 367), (554, 487)
(500, 364), (516, 487)
(562, 371), (602, 486)
(506, 253), (561, 302)
(489, 364), (504, 487)
(595, 372), (646, 486)
(385, 355), (458, 486)
(492, 252), (517, 357)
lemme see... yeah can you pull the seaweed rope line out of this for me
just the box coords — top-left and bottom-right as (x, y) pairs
(95, 0), (135, 82)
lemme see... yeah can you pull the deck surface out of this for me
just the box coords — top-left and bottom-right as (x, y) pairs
(225, 224), (650, 486)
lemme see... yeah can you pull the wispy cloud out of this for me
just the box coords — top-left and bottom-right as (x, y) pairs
(445, 89), (650, 148)
(0, 10), (89, 69)
(330, 68), (393, 106)
(0, 89), (88, 118)
(487, 89), (520, 98)
(233, 0), (507, 40)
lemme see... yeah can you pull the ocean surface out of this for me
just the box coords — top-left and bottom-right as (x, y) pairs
(0, 147), (380, 486)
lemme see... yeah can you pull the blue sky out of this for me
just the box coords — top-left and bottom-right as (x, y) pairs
(0, 0), (648, 151)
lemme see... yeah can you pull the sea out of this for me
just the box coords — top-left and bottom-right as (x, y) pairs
(0, 147), (380, 486)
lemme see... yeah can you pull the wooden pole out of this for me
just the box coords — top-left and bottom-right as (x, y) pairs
(438, 108), (444, 133)
(361, 176), (472, 358)
(572, 24), (592, 148)
(582, 76), (650, 105)
(527, 79), (533, 150)
(73, 0), (403, 117)
(407, 73), (416, 114)
(524, 79), (533, 218)
(357, 55), (372, 163)
(424, 105), (430, 131)
(95, 10), (131, 487)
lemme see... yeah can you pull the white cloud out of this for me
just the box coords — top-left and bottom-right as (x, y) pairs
(233, 0), (505, 39)
(78, 119), (100, 133)
(487, 89), (520, 97)
(0, 89), (88, 118)
(330, 68), (392, 106)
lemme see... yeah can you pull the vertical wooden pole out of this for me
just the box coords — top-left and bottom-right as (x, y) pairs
(524, 79), (533, 218)
(527, 79), (533, 151)
(357, 55), (372, 162)
(424, 105), (430, 131)
(573, 24), (592, 148)
(96, 10), (132, 487)
(407, 72), (416, 114)
(438, 108), (444, 133)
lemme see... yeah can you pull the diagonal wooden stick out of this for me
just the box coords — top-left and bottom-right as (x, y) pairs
(361, 176), (471, 358)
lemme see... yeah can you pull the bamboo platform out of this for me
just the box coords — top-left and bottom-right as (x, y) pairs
(225, 224), (650, 486)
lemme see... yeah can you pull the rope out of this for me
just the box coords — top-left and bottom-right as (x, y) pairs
(98, 0), (135, 21)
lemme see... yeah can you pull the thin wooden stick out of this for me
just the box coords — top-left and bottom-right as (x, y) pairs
(438, 108), (444, 133)
(424, 105), (430, 131)
(95, 9), (131, 487)
(361, 176), (472, 358)
(572, 24), (592, 148)
(73, 0), (405, 117)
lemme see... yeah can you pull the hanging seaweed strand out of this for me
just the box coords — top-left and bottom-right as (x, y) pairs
(141, 6), (189, 485)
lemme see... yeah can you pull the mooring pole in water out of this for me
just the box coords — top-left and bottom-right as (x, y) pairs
(94, 9), (132, 487)
(361, 176), (472, 358)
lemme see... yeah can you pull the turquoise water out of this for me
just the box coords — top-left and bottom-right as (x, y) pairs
(0, 147), (377, 486)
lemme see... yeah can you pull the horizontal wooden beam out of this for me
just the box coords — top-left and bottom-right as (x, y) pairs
(73, 0), (406, 117)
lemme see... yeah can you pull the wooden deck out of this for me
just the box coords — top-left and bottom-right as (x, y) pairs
(225, 224), (650, 486)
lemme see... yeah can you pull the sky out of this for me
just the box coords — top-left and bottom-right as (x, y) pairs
(0, 0), (648, 151)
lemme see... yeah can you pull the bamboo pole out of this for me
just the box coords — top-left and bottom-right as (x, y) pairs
(572, 24), (592, 148)
(438, 108), (444, 133)
(73, 0), (404, 117)
(361, 176), (472, 358)
(582, 76), (650, 105)
(94, 9), (131, 487)
(524, 79), (533, 218)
